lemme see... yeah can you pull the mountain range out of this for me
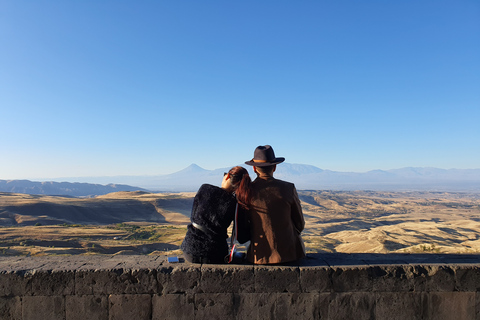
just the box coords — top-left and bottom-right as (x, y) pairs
(2, 164), (479, 196)
(0, 180), (147, 197)
(138, 164), (480, 192)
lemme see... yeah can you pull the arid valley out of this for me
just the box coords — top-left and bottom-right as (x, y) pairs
(1, 190), (479, 257)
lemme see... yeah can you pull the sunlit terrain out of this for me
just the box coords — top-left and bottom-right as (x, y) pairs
(0, 190), (479, 256)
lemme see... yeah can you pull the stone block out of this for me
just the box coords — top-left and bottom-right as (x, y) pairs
(328, 292), (375, 320)
(418, 265), (457, 292)
(22, 295), (65, 320)
(76, 269), (159, 295)
(275, 293), (325, 320)
(159, 266), (201, 294)
(194, 293), (234, 319)
(30, 270), (75, 296)
(66, 295), (108, 320)
(0, 272), (30, 297)
(455, 266), (480, 292)
(36, 255), (93, 271)
(414, 265), (459, 292)
(476, 291), (480, 320)
(299, 267), (332, 293)
(119, 269), (159, 294)
(233, 293), (277, 320)
(108, 294), (152, 320)
(254, 266), (301, 293)
(314, 293), (332, 319)
(76, 270), (122, 295)
(428, 292), (475, 320)
(109, 255), (163, 270)
(152, 294), (194, 320)
(331, 267), (372, 292)
(199, 265), (254, 293)
(371, 266), (415, 292)
(76, 256), (124, 271)
(0, 296), (22, 320)
(375, 292), (427, 320)
(234, 292), (328, 320)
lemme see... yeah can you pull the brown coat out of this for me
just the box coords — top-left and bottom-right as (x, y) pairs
(245, 172), (305, 264)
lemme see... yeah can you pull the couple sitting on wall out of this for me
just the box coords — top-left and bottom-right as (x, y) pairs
(181, 145), (305, 265)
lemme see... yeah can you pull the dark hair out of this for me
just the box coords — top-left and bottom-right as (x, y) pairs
(255, 164), (276, 175)
(228, 166), (251, 209)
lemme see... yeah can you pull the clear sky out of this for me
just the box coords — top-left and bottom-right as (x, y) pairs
(1, 1), (479, 180)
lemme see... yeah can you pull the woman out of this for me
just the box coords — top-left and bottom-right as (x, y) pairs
(181, 166), (251, 264)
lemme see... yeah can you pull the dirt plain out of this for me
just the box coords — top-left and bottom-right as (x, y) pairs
(0, 190), (479, 256)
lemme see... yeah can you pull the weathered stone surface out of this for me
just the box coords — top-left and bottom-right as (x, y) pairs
(118, 269), (158, 294)
(413, 265), (457, 292)
(371, 265), (415, 292)
(1, 255), (480, 319)
(275, 293), (323, 320)
(233, 293), (277, 320)
(22, 296), (65, 320)
(0, 257), (25, 272)
(76, 268), (158, 295)
(232, 293), (258, 319)
(455, 266), (480, 292)
(375, 292), (427, 320)
(199, 265), (254, 293)
(475, 291), (480, 320)
(300, 267), (332, 293)
(106, 255), (163, 270)
(159, 265), (201, 294)
(76, 269), (124, 295)
(152, 294), (194, 320)
(328, 292), (376, 320)
(30, 270), (75, 296)
(32, 255), (95, 271)
(194, 293), (234, 319)
(108, 294), (152, 320)
(0, 296), (21, 320)
(0, 272), (30, 297)
(66, 295), (108, 320)
(428, 292), (475, 320)
(254, 266), (301, 293)
(331, 267), (373, 292)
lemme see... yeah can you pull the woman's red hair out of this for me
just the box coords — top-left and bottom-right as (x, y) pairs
(228, 166), (251, 209)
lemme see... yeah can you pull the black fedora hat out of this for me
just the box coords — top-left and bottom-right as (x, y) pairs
(245, 145), (285, 167)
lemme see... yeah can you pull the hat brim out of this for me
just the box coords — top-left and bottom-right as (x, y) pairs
(244, 158), (285, 167)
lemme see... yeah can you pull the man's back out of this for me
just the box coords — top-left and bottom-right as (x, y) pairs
(247, 172), (305, 264)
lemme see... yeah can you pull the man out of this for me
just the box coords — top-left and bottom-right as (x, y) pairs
(244, 145), (305, 264)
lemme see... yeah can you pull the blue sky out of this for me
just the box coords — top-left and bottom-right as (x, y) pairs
(1, 1), (479, 180)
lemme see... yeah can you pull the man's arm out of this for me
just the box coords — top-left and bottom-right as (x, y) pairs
(291, 186), (305, 233)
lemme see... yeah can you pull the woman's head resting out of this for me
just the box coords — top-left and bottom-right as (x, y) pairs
(221, 166), (252, 209)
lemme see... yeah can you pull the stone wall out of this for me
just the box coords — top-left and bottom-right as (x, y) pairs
(1, 253), (480, 319)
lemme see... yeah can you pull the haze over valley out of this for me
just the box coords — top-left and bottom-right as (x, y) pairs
(1, 189), (479, 257)
(2, 164), (480, 195)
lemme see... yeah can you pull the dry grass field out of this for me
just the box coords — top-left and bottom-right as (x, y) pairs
(0, 190), (479, 256)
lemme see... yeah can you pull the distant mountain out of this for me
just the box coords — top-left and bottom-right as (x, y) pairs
(139, 164), (480, 192)
(0, 180), (147, 197)
(14, 164), (480, 193)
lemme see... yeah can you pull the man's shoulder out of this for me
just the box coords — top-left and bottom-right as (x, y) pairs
(253, 177), (295, 189)
(273, 178), (295, 187)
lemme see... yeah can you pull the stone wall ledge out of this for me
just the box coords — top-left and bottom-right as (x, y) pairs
(1, 253), (480, 319)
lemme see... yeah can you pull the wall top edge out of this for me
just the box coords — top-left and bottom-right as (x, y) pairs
(1, 253), (480, 273)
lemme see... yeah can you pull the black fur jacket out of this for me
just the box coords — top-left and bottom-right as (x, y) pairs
(181, 184), (237, 262)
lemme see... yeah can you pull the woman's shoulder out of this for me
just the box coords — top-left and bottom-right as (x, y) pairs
(197, 184), (236, 202)
(196, 184), (229, 198)
(197, 183), (221, 194)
